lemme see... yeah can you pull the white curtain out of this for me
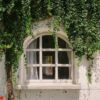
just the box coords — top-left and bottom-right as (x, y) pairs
(27, 40), (38, 79)
(43, 56), (53, 76)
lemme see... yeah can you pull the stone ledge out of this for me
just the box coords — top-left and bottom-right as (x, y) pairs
(15, 84), (80, 90)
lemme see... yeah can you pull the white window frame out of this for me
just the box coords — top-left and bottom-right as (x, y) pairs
(25, 34), (73, 82)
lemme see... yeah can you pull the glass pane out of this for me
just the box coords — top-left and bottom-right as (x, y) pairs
(26, 67), (31, 80)
(58, 37), (69, 48)
(26, 51), (39, 64)
(42, 67), (55, 79)
(42, 35), (55, 48)
(27, 38), (39, 49)
(26, 67), (39, 80)
(42, 51), (55, 64)
(58, 67), (69, 79)
(58, 51), (69, 64)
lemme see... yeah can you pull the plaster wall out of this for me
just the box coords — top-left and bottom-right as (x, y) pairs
(0, 51), (100, 100)
(0, 53), (7, 100)
(13, 51), (100, 100)
(14, 51), (100, 100)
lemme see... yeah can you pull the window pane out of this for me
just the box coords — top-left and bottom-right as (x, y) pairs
(58, 37), (67, 48)
(42, 51), (55, 64)
(27, 38), (39, 49)
(42, 67), (55, 79)
(26, 67), (31, 80)
(58, 51), (69, 64)
(26, 67), (39, 80)
(26, 51), (39, 64)
(42, 35), (55, 48)
(58, 67), (69, 79)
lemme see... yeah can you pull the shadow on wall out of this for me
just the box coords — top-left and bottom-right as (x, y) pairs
(15, 90), (80, 100)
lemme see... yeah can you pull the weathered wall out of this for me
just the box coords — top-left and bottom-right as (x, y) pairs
(0, 53), (7, 100)
(14, 51), (100, 100)
(15, 90), (79, 100)
(0, 51), (100, 100)
(78, 51), (100, 100)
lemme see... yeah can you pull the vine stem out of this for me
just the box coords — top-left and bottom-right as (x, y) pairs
(5, 50), (14, 100)
(6, 64), (14, 100)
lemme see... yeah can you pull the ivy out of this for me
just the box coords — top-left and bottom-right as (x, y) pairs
(0, 0), (100, 80)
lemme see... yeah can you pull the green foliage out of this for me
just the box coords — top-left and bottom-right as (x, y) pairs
(0, 0), (100, 70)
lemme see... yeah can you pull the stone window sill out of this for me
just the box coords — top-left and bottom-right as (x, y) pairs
(15, 83), (80, 90)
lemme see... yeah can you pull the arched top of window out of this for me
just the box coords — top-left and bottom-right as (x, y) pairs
(26, 35), (71, 49)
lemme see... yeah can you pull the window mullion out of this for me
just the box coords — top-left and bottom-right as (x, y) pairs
(71, 51), (74, 82)
(40, 36), (42, 80)
(55, 36), (58, 81)
(31, 66), (33, 79)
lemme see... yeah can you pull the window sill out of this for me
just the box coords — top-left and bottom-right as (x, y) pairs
(15, 83), (80, 90)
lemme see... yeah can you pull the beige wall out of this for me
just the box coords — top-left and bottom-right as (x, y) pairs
(0, 53), (7, 100)
(15, 53), (100, 100)
(14, 51), (100, 100)
(0, 52), (100, 100)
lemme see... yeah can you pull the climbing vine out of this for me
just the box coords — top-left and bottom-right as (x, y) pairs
(0, 0), (100, 99)
(0, 0), (100, 65)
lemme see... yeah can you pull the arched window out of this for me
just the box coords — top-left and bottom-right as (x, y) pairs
(17, 19), (80, 89)
(25, 35), (73, 82)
